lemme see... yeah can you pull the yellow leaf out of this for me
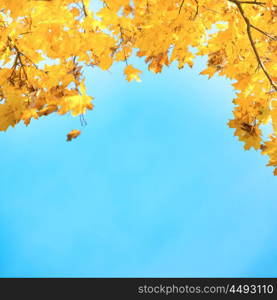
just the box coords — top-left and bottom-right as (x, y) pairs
(124, 65), (142, 82)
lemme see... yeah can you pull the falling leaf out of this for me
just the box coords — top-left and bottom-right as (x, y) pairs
(67, 129), (81, 142)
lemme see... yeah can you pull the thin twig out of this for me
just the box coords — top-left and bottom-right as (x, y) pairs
(236, 1), (265, 5)
(119, 26), (128, 66)
(193, 0), (199, 20)
(81, 0), (87, 17)
(179, 0), (185, 14)
(250, 24), (277, 41)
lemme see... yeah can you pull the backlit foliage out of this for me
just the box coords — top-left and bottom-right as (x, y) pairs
(0, 0), (276, 172)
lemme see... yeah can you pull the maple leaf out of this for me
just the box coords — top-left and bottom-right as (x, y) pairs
(124, 65), (142, 82)
(66, 129), (81, 142)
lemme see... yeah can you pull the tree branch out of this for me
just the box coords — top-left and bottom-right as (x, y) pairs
(229, 0), (277, 91)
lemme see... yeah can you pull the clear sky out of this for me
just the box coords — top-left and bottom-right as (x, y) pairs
(0, 51), (277, 277)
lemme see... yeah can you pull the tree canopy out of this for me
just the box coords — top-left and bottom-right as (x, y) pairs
(0, 0), (276, 173)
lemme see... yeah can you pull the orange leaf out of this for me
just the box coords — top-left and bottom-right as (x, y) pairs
(67, 129), (81, 142)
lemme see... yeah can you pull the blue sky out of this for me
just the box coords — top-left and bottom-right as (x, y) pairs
(0, 52), (277, 277)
